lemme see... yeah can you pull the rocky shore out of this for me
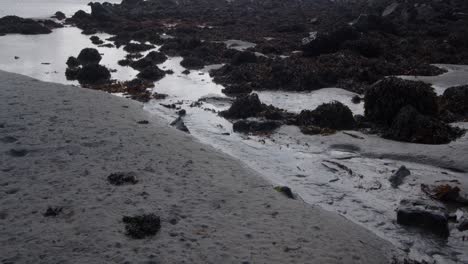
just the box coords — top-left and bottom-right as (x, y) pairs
(0, 70), (395, 263)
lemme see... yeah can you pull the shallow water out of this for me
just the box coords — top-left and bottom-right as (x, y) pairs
(1, 3), (468, 263)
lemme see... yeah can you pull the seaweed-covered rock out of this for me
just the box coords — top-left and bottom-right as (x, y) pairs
(302, 26), (359, 56)
(124, 42), (155, 53)
(233, 120), (281, 134)
(122, 214), (161, 239)
(76, 64), (111, 84)
(0, 16), (52, 35)
(136, 65), (166, 81)
(397, 199), (449, 238)
(53, 11), (66, 20)
(440, 85), (468, 122)
(90, 35), (104, 45)
(220, 93), (265, 119)
(66, 56), (80, 68)
(65, 67), (80, 80)
(77, 48), (102, 65)
(89, 2), (113, 21)
(143, 51), (167, 64)
(107, 172), (138, 185)
(180, 57), (205, 69)
(389, 166), (411, 188)
(72, 10), (90, 20)
(231, 51), (257, 65)
(297, 101), (356, 130)
(222, 83), (253, 95)
(364, 78), (438, 125)
(385, 105), (463, 144)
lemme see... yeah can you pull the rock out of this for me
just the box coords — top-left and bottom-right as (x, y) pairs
(136, 65), (166, 81)
(0, 16), (52, 35)
(421, 184), (467, 204)
(302, 25), (359, 56)
(440, 85), (468, 122)
(220, 93), (265, 119)
(89, 2), (113, 21)
(65, 67), (80, 80)
(296, 101), (356, 130)
(389, 166), (411, 188)
(137, 120), (149, 124)
(342, 36), (383, 58)
(231, 51), (257, 65)
(71, 10), (91, 20)
(66, 56), (80, 68)
(299, 125), (335, 135)
(53, 11), (66, 20)
(222, 83), (253, 96)
(458, 219), (468, 232)
(385, 105), (463, 144)
(143, 51), (167, 64)
(180, 57), (205, 69)
(122, 214), (161, 239)
(77, 48), (102, 65)
(123, 42), (155, 53)
(396, 199), (449, 238)
(170, 117), (190, 133)
(364, 78), (439, 125)
(177, 109), (186, 116)
(43, 207), (63, 217)
(274, 186), (295, 199)
(351, 95), (362, 104)
(351, 14), (396, 33)
(76, 64), (111, 84)
(107, 172), (138, 185)
(90, 35), (104, 45)
(233, 120), (281, 134)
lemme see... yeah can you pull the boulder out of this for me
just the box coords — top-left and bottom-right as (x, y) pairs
(66, 56), (80, 68)
(233, 120), (281, 134)
(296, 101), (356, 130)
(77, 48), (102, 65)
(396, 199), (449, 238)
(136, 65), (166, 81)
(124, 42), (155, 53)
(440, 85), (468, 122)
(385, 105), (463, 144)
(231, 51), (257, 65)
(53, 11), (66, 20)
(89, 2), (113, 21)
(219, 93), (265, 119)
(302, 25), (359, 56)
(170, 117), (190, 133)
(389, 166), (411, 188)
(76, 64), (111, 84)
(274, 186), (295, 199)
(364, 77), (438, 125)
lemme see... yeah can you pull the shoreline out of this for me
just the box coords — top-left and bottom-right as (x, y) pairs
(0, 70), (395, 263)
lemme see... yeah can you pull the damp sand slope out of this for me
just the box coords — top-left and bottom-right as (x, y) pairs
(0, 70), (394, 263)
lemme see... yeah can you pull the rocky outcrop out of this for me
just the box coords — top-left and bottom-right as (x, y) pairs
(77, 48), (102, 65)
(219, 93), (265, 119)
(136, 65), (166, 81)
(0, 16), (52, 35)
(296, 101), (356, 130)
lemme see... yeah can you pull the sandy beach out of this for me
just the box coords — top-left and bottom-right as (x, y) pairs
(0, 70), (395, 263)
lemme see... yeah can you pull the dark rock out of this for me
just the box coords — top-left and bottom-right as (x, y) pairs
(274, 186), (295, 199)
(65, 67), (80, 80)
(77, 48), (102, 65)
(300, 125), (335, 135)
(137, 65), (166, 81)
(71, 10), (91, 20)
(107, 172), (138, 185)
(122, 214), (161, 239)
(389, 166), (411, 188)
(53, 11), (66, 20)
(137, 120), (149, 124)
(364, 78), (438, 125)
(124, 43), (155, 53)
(222, 83), (253, 95)
(0, 16), (52, 35)
(90, 35), (104, 45)
(397, 199), (449, 238)
(180, 57), (205, 69)
(302, 26), (359, 56)
(440, 85), (468, 122)
(385, 105), (463, 144)
(43, 207), (63, 217)
(66, 56), (80, 68)
(8, 149), (28, 157)
(170, 117), (190, 133)
(76, 64), (111, 84)
(296, 101), (356, 130)
(177, 109), (186, 116)
(144, 51), (167, 64)
(231, 51), (257, 65)
(89, 2), (113, 21)
(352, 14), (396, 34)
(233, 120), (281, 134)
(182, 70), (190, 75)
(343, 36), (383, 58)
(351, 95), (362, 104)
(220, 93), (265, 119)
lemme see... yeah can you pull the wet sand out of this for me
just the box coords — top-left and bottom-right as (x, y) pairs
(0, 70), (395, 263)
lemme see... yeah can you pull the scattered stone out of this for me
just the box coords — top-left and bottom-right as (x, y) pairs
(122, 214), (161, 239)
(90, 35), (104, 45)
(396, 199), (449, 238)
(274, 186), (295, 199)
(389, 166), (411, 188)
(107, 172), (138, 186)
(43, 207), (63, 217)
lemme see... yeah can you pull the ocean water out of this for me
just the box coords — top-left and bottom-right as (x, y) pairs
(1, 1), (468, 262)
